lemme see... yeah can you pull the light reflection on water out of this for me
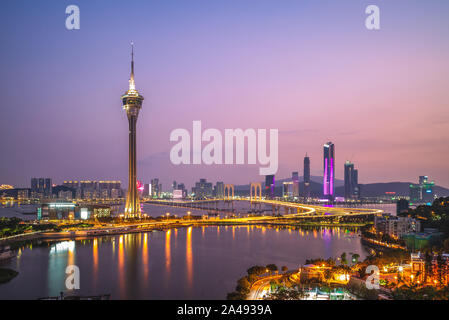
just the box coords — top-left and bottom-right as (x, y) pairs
(0, 226), (367, 300)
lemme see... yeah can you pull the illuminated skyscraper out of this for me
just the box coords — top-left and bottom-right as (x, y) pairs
(323, 142), (335, 200)
(344, 161), (359, 200)
(303, 154), (310, 199)
(122, 43), (144, 217)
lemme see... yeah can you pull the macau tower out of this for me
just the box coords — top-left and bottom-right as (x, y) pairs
(122, 43), (144, 218)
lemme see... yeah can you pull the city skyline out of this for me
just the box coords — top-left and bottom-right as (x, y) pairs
(1, 1), (449, 188)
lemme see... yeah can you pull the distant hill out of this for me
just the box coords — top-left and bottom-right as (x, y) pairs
(234, 179), (449, 198)
(335, 182), (449, 198)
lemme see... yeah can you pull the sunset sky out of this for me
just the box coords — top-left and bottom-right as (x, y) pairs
(1, 0), (449, 189)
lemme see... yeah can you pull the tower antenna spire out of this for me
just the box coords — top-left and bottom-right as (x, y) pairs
(129, 41), (136, 91)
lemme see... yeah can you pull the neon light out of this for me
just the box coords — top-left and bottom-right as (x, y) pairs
(330, 157), (334, 195)
(323, 158), (328, 195)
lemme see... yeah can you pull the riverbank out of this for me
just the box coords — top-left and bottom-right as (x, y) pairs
(0, 218), (370, 245)
(0, 268), (18, 284)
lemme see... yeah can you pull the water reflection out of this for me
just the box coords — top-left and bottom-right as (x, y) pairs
(165, 230), (171, 273)
(118, 235), (125, 297)
(0, 225), (367, 300)
(47, 241), (76, 296)
(142, 233), (149, 285)
(186, 226), (193, 288)
(93, 238), (98, 291)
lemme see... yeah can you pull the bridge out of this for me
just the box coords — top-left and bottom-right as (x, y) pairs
(144, 197), (383, 220)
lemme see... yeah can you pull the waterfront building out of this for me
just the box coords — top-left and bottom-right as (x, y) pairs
(38, 201), (112, 220)
(374, 214), (421, 238)
(173, 189), (184, 199)
(122, 43), (144, 217)
(0, 188), (30, 200)
(323, 142), (335, 200)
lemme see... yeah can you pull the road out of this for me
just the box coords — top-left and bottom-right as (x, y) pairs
(247, 274), (284, 300)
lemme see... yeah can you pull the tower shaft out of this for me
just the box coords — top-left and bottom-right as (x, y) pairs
(125, 114), (140, 216)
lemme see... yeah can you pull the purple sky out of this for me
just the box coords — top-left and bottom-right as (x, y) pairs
(1, 0), (449, 189)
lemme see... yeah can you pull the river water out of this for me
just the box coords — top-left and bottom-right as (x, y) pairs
(0, 225), (368, 300)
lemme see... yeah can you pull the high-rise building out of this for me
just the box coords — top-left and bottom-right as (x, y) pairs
(323, 142), (335, 200)
(63, 181), (80, 190)
(98, 181), (121, 198)
(31, 178), (52, 198)
(177, 183), (187, 198)
(214, 182), (224, 198)
(303, 154), (310, 199)
(283, 182), (293, 198)
(151, 179), (160, 198)
(397, 199), (409, 215)
(44, 179), (52, 197)
(344, 161), (354, 199)
(292, 172), (299, 198)
(31, 178), (38, 193)
(353, 169), (359, 198)
(38, 178), (45, 193)
(80, 181), (98, 199)
(192, 179), (213, 199)
(344, 161), (359, 200)
(143, 183), (151, 197)
(409, 176), (434, 204)
(122, 43), (144, 217)
(265, 175), (275, 199)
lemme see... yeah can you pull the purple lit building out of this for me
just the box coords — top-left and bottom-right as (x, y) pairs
(323, 142), (335, 200)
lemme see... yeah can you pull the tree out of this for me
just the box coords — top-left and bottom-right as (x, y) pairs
(227, 291), (244, 300)
(247, 265), (266, 276)
(281, 266), (288, 273)
(443, 238), (449, 252)
(340, 252), (348, 265)
(323, 269), (333, 285)
(266, 264), (278, 273)
(236, 277), (251, 294)
(352, 253), (360, 264)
